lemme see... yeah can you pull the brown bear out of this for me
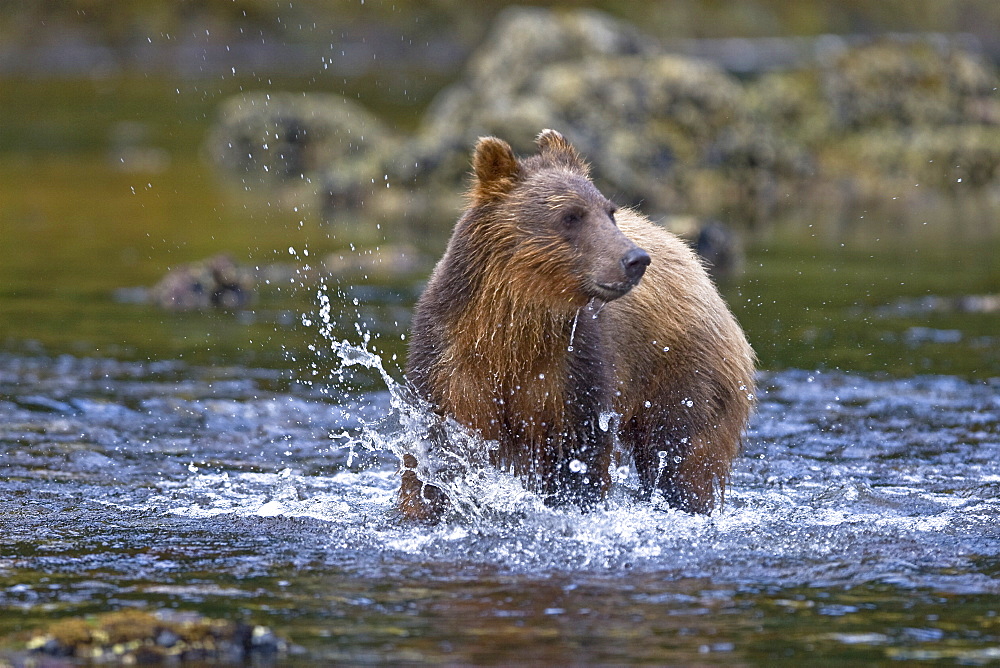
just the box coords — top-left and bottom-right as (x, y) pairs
(399, 129), (755, 521)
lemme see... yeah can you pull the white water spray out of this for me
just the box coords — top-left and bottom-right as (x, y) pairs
(567, 309), (580, 352)
(315, 284), (529, 522)
(586, 297), (609, 319)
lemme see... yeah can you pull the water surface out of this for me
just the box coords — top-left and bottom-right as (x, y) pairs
(2, 351), (998, 665)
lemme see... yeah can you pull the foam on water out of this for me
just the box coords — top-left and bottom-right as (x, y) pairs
(128, 452), (998, 587)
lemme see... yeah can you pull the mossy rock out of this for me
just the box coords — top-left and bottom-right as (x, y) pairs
(822, 39), (999, 130)
(205, 91), (398, 199)
(462, 6), (660, 102)
(745, 70), (832, 145)
(202, 9), (1000, 238)
(838, 125), (1000, 189)
(18, 609), (287, 665)
(411, 6), (661, 190)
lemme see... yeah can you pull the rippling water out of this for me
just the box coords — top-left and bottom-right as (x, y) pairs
(2, 351), (999, 664)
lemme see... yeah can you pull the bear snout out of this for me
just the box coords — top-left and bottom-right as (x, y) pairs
(622, 247), (651, 283)
(590, 245), (650, 301)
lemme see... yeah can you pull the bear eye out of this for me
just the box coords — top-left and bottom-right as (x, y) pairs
(561, 211), (583, 228)
(608, 206), (618, 225)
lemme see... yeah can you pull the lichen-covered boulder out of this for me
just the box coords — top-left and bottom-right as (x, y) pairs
(745, 70), (832, 145)
(529, 55), (747, 208)
(409, 7), (660, 190)
(203, 8), (815, 229)
(203, 9), (1000, 240)
(822, 39), (999, 130)
(470, 7), (660, 95)
(205, 92), (397, 211)
(744, 39), (999, 233)
(410, 7), (810, 224)
(21, 609), (287, 664)
(846, 125), (1000, 189)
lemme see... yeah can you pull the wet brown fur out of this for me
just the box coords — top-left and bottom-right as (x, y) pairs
(400, 130), (755, 521)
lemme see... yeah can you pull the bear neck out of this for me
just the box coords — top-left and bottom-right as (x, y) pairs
(459, 285), (613, 490)
(442, 212), (609, 404)
(459, 278), (593, 381)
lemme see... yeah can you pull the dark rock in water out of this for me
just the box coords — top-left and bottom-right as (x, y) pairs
(695, 221), (743, 282)
(19, 609), (288, 665)
(151, 254), (255, 311)
(662, 216), (744, 282)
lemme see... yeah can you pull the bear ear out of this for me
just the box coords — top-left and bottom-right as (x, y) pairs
(471, 136), (521, 204)
(535, 129), (589, 175)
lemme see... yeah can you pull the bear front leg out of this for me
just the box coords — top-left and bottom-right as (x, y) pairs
(626, 419), (719, 514)
(398, 453), (448, 522)
(546, 427), (614, 510)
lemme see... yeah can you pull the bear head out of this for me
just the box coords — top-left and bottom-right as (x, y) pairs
(465, 129), (650, 310)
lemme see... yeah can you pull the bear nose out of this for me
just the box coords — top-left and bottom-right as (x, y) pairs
(622, 247), (651, 281)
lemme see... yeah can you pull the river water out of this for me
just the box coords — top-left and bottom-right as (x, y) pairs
(2, 344), (999, 665)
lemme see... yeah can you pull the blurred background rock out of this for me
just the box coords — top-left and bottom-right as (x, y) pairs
(3, 1), (999, 280)
(192, 4), (998, 265)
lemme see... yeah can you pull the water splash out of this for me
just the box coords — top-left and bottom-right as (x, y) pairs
(567, 309), (579, 352)
(82, 278), (999, 582)
(586, 296), (609, 318)
(315, 283), (520, 524)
